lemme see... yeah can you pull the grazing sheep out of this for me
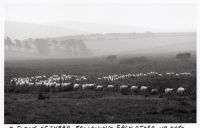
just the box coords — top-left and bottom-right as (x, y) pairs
(130, 86), (138, 95)
(140, 86), (149, 92)
(74, 84), (80, 90)
(120, 85), (128, 90)
(87, 84), (95, 89)
(120, 85), (129, 95)
(96, 85), (104, 91)
(10, 78), (17, 86)
(35, 82), (43, 86)
(165, 88), (175, 94)
(55, 82), (60, 87)
(131, 85), (138, 91)
(61, 82), (73, 91)
(29, 82), (34, 86)
(82, 84), (88, 90)
(82, 84), (95, 90)
(107, 85), (114, 91)
(177, 87), (186, 95)
(151, 89), (159, 95)
(61, 82), (71, 86)
(19, 81), (26, 86)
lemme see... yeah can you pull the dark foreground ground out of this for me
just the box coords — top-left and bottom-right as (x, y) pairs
(4, 55), (196, 123)
(5, 91), (196, 124)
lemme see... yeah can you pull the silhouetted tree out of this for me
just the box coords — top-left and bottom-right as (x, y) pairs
(5, 37), (14, 46)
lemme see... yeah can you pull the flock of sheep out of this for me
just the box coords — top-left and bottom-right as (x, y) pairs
(10, 72), (192, 95)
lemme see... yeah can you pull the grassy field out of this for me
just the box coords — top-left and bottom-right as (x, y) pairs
(4, 54), (196, 123)
(5, 91), (196, 124)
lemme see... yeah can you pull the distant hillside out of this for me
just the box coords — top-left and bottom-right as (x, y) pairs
(47, 21), (160, 34)
(5, 37), (92, 60)
(82, 32), (196, 56)
(5, 21), (86, 40)
(5, 21), (159, 40)
(4, 31), (196, 59)
(54, 32), (196, 56)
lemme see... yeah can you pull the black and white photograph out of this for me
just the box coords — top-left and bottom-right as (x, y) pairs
(2, 0), (198, 125)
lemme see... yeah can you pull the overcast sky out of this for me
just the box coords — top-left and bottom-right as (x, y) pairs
(5, 0), (196, 31)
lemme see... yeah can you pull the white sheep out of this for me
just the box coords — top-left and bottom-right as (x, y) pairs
(165, 88), (175, 94)
(177, 87), (186, 95)
(96, 85), (104, 91)
(107, 85), (114, 91)
(74, 84), (80, 90)
(151, 89), (159, 95)
(140, 86), (149, 92)
(130, 85), (138, 94)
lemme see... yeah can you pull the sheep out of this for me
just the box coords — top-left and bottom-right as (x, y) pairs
(55, 82), (60, 87)
(151, 89), (159, 95)
(120, 85), (128, 89)
(82, 84), (88, 90)
(130, 86), (138, 95)
(52, 74), (59, 78)
(165, 88), (175, 94)
(74, 84), (80, 90)
(61, 82), (73, 91)
(107, 85), (114, 91)
(81, 84), (95, 90)
(61, 82), (71, 86)
(10, 78), (17, 86)
(19, 81), (26, 86)
(120, 85), (129, 95)
(29, 82), (34, 86)
(87, 84), (95, 89)
(177, 87), (186, 95)
(96, 85), (104, 91)
(140, 86), (149, 92)
(81, 76), (87, 81)
(49, 82), (55, 87)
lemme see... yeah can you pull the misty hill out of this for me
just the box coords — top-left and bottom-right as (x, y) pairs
(55, 32), (196, 56)
(47, 21), (160, 34)
(5, 37), (92, 60)
(5, 21), (86, 40)
(48, 21), (195, 34)
(5, 21), (165, 40)
(5, 32), (195, 60)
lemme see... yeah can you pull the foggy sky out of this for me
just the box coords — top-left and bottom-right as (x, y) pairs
(5, 0), (196, 32)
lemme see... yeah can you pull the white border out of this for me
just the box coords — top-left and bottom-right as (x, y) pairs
(0, 0), (5, 126)
(0, 0), (199, 127)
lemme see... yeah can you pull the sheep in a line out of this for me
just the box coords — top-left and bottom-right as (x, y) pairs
(130, 85), (139, 95)
(165, 88), (175, 95)
(82, 83), (95, 90)
(177, 87), (186, 95)
(96, 85), (104, 91)
(151, 89), (159, 95)
(74, 84), (80, 90)
(107, 85), (115, 91)
(140, 86), (150, 92)
(120, 85), (130, 95)
(9, 72), (191, 96)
